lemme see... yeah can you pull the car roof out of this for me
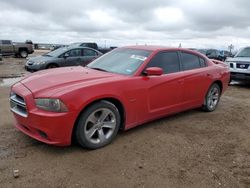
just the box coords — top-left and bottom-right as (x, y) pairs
(65, 46), (101, 53)
(122, 45), (176, 51)
(121, 45), (206, 56)
(66, 46), (94, 50)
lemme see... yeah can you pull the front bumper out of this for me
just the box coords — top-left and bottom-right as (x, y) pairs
(11, 82), (77, 146)
(231, 72), (250, 81)
(25, 63), (45, 72)
(227, 61), (250, 81)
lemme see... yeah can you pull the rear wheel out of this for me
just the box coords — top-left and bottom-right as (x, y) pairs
(75, 101), (120, 149)
(202, 83), (221, 112)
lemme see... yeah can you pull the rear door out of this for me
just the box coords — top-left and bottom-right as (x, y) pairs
(81, 49), (98, 66)
(142, 51), (184, 118)
(179, 51), (211, 107)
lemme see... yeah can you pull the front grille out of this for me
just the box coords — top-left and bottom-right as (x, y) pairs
(236, 63), (250, 69)
(10, 92), (28, 117)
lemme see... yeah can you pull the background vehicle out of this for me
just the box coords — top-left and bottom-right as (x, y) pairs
(225, 47), (250, 81)
(69, 42), (117, 54)
(0, 40), (34, 58)
(0, 49), (2, 61)
(10, 46), (230, 149)
(25, 46), (102, 72)
(205, 49), (226, 61)
(196, 49), (207, 55)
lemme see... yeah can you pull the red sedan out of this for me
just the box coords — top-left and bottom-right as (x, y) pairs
(10, 46), (230, 149)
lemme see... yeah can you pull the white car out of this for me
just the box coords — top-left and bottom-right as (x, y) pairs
(225, 47), (250, 81)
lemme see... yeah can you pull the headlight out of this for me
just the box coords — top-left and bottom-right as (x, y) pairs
(35, 98), (68, 112)
(34, 61), (46, 65)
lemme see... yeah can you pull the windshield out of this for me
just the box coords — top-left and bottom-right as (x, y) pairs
(87, 48), (152, 75)
(43, 47), (68, 57)
(235, 47), (250, 57)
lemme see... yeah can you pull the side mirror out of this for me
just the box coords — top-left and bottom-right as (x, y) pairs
(144, 67), (163, 76)
(63, 53), (69, 58)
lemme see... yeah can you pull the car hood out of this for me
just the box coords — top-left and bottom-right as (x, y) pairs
(20, 66), (121, 97)
(226, 57), (250, 62)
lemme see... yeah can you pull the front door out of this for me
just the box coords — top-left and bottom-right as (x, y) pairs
(142, 51), (184, 118)
(64, 49), (82, 66)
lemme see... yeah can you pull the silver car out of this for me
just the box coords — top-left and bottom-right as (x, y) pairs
(225, 47), (250, 81)
(25, 46), (102, 72)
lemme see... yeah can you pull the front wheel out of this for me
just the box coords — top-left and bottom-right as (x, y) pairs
(19, 50), (28, 58)
(202, 83), (221, 112)
(75, 101), (121, 149)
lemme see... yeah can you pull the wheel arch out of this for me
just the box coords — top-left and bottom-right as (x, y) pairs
(71, 97), (126, 143)
(213, 80), (223, 92)
(18, 47), (28, 53)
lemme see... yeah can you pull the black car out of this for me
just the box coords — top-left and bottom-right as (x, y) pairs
(25, 47), (102, 72)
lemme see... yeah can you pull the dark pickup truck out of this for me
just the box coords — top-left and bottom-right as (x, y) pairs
(0, 40), (34, 58)
(69, 42), (116, 54)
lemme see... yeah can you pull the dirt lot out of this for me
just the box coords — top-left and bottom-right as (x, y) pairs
(0, 52), (250, 188)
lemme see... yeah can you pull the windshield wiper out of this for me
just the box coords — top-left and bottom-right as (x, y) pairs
(89, 67), (108, 72)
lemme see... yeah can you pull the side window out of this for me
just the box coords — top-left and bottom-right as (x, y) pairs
(181, 52), (201, 70)
(84, 49), (97, 56)
(146, 52), (180, 74)
(68, 49), (81, 57)
(199, 58), (206, 67)
(2, 40), (11, 45)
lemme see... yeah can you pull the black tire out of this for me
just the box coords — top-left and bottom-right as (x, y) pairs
(202, 83), (221, 112)
(75, 100), (121, 149)
(46, 64), (58, 69)
(229, 77), (232, 85)
(19, 50), (28, 58)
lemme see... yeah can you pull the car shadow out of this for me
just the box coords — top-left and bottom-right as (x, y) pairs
(230, 81), (250, 88)
(23, 109), (200, 154)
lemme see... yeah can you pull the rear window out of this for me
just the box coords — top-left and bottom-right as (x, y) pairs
(181, 52), (201, 70)
(84, 49), (97, 56)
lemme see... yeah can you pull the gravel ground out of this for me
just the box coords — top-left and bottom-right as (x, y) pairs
(0, 53), (249, 188)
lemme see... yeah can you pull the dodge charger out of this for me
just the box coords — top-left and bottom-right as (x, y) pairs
(10, 46), (230, 149)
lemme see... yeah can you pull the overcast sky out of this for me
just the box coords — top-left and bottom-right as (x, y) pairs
(0, 0), (250, 50)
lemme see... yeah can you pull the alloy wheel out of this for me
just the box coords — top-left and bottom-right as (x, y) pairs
(84, 108), (116, 144)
